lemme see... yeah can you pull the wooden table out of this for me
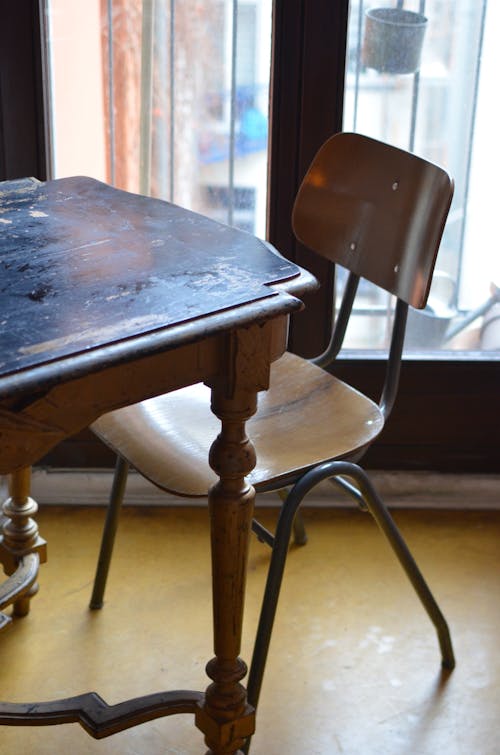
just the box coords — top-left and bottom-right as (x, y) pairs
(0, 176), (316, 753)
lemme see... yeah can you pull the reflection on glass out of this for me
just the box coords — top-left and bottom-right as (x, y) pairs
(343, 0), (498, 354)
(45, 0), (272, 239)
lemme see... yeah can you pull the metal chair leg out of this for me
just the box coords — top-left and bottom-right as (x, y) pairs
(245, 478), (316, 754)
(89, 456), (129, 610)
(345, 463), (455, 671)
(243, 460), (455, 753)
(330, 462), (454, 669)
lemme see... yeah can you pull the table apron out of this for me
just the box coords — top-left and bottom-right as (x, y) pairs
(0, 315), (289, 475)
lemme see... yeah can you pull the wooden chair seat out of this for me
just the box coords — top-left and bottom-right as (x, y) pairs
(92, 351), (383, 496)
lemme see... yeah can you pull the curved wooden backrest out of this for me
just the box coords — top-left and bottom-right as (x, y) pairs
(292, 132), (454, 309)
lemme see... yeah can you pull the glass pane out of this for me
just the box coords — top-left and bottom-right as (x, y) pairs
(343, 0), (499, 355)
(44, 0), (272, 238)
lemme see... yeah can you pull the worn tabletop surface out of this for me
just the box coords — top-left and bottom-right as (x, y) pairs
(0, 176), (302, 382)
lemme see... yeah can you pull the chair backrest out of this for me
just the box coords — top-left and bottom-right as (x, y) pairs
(292, 132), (454, 418)
(292, 132), (454, 309)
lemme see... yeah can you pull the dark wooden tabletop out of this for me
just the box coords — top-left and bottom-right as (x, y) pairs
(0, 177), (315, 400)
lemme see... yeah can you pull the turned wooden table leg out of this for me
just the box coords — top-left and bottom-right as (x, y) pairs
(0, 467), (47, 618)
(195, 384), (258, 755)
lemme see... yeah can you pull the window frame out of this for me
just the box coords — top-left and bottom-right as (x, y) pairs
(0, 1), (47, 182)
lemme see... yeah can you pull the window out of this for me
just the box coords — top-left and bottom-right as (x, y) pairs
(45, 0), (272, 237)
(343, 0), (499, 355)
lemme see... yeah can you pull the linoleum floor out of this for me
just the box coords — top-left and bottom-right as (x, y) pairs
(0, 506), (498, 754)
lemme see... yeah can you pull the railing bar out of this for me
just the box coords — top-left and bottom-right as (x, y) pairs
(107, 0), (116, 185)
(408, 71), (420, 153)
(139, 0), (155, 196)
(169, 0), (175, 202)
(408, 1), (426, 153)
(153, 0), (168, 198)
(40, 0), (55, 179)
(227, 0), (238, 227)
(455, 0), (488, 307)
(352, 0), (363, 131)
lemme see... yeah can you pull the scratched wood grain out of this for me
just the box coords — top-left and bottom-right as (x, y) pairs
(0, 176), (300, 377)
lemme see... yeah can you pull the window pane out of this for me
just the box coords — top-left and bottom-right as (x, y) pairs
(343, 0), (499, 355)
(44, 0), (272, 238)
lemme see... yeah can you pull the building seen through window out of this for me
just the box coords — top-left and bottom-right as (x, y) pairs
(46, 0), (271, 239)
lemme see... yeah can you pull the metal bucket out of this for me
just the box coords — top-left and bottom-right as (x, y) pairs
(480, 304), (500, 350)
(363, 8), (428, 75)
(405, 306), (455, 350)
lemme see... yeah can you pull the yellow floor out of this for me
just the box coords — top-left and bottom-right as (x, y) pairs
(0, 505), (499, 754)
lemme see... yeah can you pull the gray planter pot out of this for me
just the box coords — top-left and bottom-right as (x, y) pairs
(363, 8), (428, 75)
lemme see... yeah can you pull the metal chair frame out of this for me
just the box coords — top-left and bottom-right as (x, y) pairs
(89, 133), (456, 753)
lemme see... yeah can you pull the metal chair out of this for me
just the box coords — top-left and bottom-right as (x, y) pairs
(90, 132), (455, 736)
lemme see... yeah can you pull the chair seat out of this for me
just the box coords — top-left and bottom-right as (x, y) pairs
(91, 351), (384, 496)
